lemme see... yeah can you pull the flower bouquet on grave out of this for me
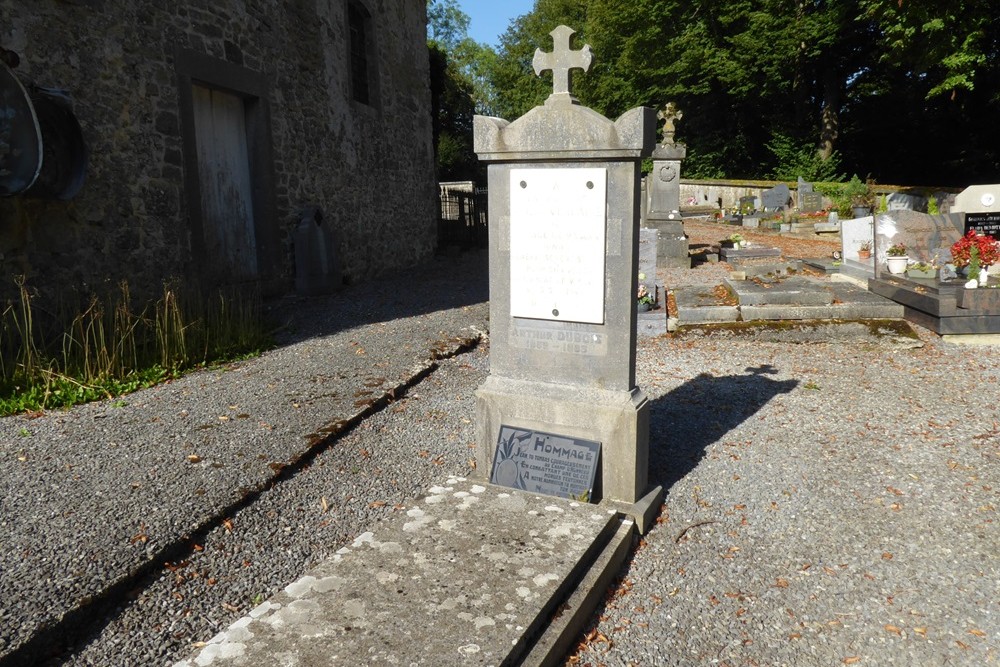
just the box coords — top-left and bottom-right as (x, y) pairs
(637, 284), (655, 311)
(721, 233), (743, 249)
(950, 230), (998, 270)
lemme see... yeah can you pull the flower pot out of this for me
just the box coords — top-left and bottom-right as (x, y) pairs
(906, 267), (937, 280)
(857, 250), (872, 261)
(852, 206), (871, 218)
(885, 256), (909, 274)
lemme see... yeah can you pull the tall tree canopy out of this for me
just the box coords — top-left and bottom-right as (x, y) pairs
(479, 0), (1000, 185)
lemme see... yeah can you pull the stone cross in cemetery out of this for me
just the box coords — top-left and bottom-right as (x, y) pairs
(659, 102), (682, 144)
(473, 26), (656, 505)
(644, 103), (690, 268)
(532, 25), (593, 103)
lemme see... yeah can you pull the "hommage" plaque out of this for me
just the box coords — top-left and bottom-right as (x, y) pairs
(490, 425), (601, 500)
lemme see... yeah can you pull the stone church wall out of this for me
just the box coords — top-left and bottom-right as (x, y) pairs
(0, 0), (436, 305)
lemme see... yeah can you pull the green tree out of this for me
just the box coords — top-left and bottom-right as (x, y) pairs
(482, 0), (1000, 183)
(427, 0), (470, 52)
(488, 0), (592, 121)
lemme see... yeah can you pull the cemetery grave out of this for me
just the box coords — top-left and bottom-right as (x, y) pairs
(656, 220), (907, 330)
(176, 25), (662, 666)
(866, 193), (1000, 335)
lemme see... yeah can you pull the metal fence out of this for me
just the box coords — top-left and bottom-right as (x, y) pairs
(438, 184), (488, 249)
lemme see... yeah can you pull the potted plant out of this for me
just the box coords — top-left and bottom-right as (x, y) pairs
(951, 230), (998, 284)
(723, 233), (744, 249)
(885, 242), (908, 274)
(637, 284), (655, 311)
(906, 261), (937, 280)
(843, 175), (876, 218)
(856, 239), (872, 260)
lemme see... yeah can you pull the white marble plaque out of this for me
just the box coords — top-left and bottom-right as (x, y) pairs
(509, 168), (607, 323)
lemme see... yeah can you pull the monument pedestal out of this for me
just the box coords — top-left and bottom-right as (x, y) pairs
(645, 217), (690, 268)
(476, 377), (650, 504)
(644, 105), (689, 268)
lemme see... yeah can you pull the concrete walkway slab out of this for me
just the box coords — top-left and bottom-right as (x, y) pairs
(174, 478), (627, 667)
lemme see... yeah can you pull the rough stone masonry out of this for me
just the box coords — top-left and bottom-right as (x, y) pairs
(0, 0), (436, 303)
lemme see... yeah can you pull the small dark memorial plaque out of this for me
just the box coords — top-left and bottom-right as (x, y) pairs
(490, 425), (601, 500)
(800, 191), (823, 213)
(965, 212), (1000, 238)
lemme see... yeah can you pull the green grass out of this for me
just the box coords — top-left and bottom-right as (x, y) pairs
(0, 278), (271, 416)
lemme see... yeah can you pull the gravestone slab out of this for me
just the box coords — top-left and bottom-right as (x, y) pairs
(720, 246), (781, 261)
(726, 275), (833, 306)
(887, 192), (928, 212)
(474, 25), (656, 504)
(761, 183), (790, 210)
(174, 478), (622, 667)
(638, 228), (658, 295)
(873, 210), (964, 279)
(800, 191), (823, 213)
(797, 177), (813, 194)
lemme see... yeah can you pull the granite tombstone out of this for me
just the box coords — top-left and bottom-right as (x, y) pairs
(762, 183), (790, 211)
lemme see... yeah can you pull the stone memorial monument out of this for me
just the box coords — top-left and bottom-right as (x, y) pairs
(473, 26), (656, 505)
(761, 183), (791, 211)
(952, 184), (1000, 237)
(644, 102), (690, 268)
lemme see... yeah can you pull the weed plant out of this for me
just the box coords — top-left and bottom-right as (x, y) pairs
(0, 278), (271, 416)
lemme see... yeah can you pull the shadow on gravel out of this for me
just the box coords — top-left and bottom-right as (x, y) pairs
(265, 249), (489, 346)
(647, 364), (798, 490)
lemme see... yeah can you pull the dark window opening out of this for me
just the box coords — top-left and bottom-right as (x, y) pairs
(348, 2), (370, 105)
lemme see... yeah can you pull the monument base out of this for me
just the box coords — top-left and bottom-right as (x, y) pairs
(475, 376), (649, 505)
(645, 217), (690, 268)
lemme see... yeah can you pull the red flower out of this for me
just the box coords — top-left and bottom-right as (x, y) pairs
(951, 230), (999, 267)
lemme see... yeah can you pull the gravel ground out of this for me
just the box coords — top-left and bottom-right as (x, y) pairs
(571, 239), (1000, 666)
(0, 250), (489, 666)
(4, 228), (999, 667)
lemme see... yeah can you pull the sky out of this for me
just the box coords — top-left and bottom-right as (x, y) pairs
(455, 0), (535, 47)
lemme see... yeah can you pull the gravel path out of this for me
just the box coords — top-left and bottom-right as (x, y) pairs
(0, 251), (489, 666)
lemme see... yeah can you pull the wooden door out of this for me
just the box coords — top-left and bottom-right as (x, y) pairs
(192, 84), (257, 281)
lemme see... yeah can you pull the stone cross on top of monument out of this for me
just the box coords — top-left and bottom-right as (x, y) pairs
(658, 102), (682, 145)
(532, 25), (593, 105)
